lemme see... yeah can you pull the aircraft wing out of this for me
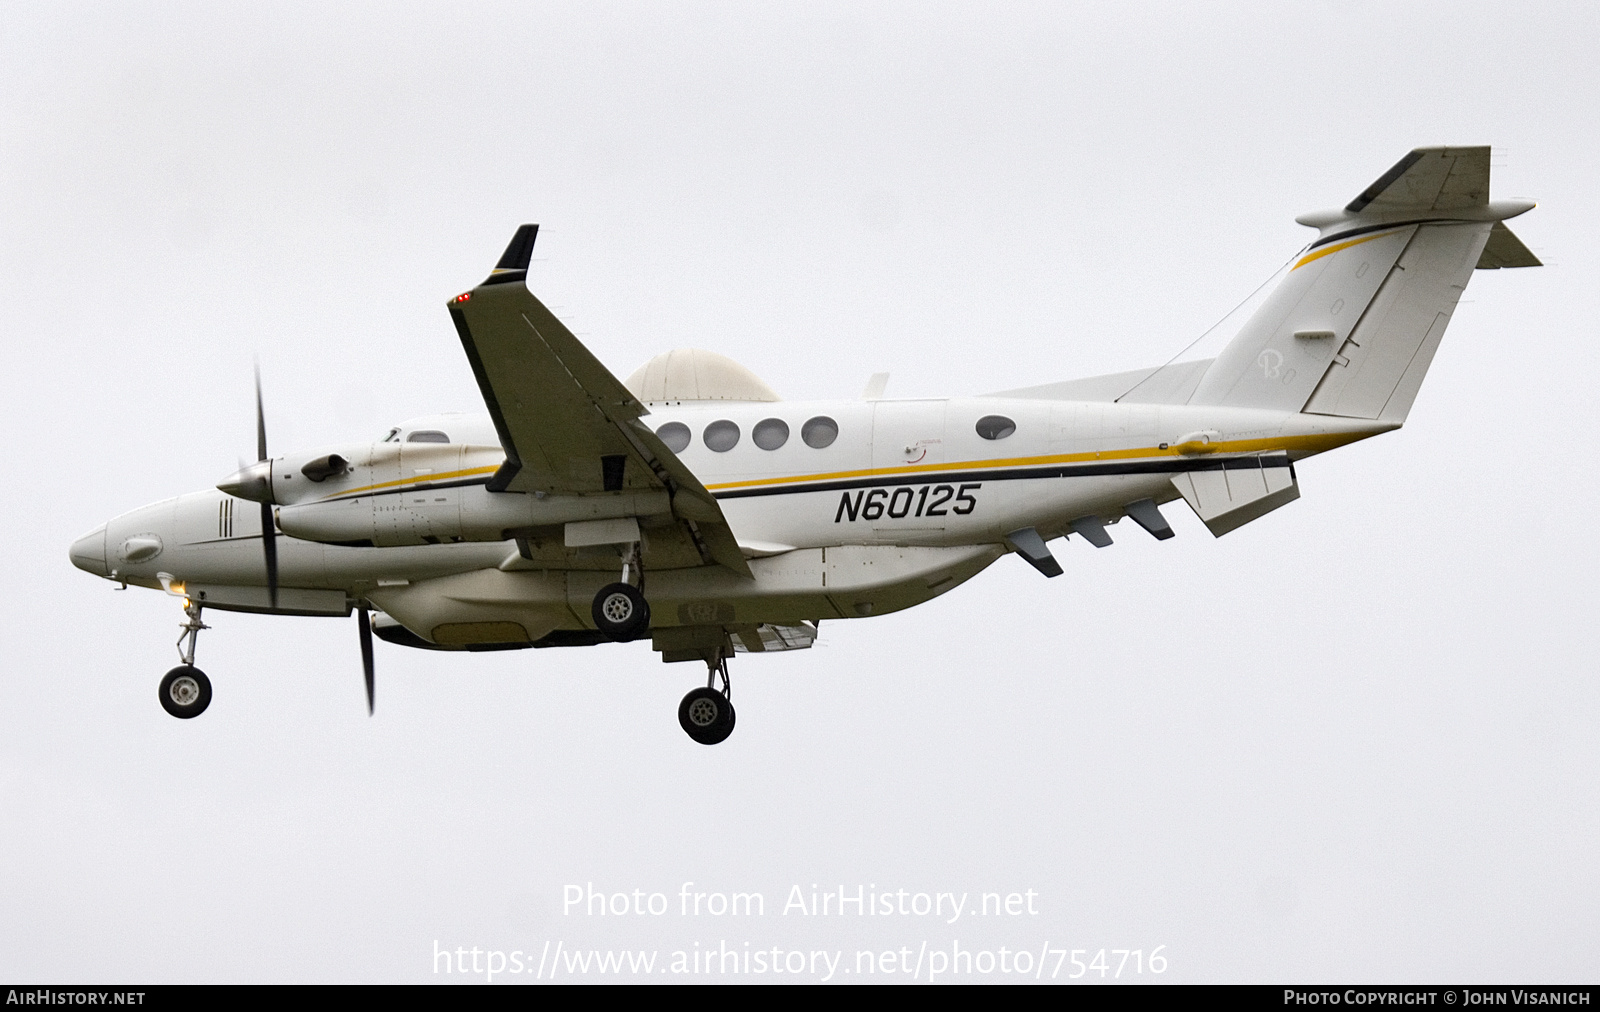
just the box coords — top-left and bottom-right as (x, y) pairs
(447, 225), (752, 577)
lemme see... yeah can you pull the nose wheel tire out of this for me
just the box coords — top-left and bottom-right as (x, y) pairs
(159, 665), (212, 719)
(592, 583), (650, 641)
(678, 687), (736, 745)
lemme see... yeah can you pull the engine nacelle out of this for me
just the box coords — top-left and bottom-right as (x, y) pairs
(236, 439), (672, 547)
(278, 483), (671, 547)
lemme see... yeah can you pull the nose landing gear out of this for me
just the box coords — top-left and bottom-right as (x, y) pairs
(160, 599), (213, 719)
(159, 665), (212, 719)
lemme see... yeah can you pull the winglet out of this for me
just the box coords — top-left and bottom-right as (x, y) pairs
(483, 223), (539, 286)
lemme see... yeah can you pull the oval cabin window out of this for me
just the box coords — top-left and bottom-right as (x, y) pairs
(656, 421), (691, 453)
(704, 420), (741, 452)
(801, 416), (838, 449)
(974, 415), (1016, 440)
(753, 418), (789, 450)
(407, 430), (450, 443)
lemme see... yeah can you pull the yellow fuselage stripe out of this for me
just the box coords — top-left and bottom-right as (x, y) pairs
(312, 431), (1375, 500)
(319, 464), (500, 500)
(701, 430), (1371, 492)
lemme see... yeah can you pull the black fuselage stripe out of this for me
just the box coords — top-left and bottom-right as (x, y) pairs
(710, 454), (1292, 500)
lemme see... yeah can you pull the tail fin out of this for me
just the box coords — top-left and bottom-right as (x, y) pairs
(1189, 146), (1538, 421)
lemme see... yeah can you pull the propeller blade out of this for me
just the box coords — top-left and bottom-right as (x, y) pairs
(357, 606), (375, 715)
(254, 364), (268, 463)
(253, 364), (278, 608)
(260, 501), (278, 609)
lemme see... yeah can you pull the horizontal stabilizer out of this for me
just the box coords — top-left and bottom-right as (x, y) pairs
(1476, 221), (1542, 269)
(1171, 453), (1298, 537)
(1346, 146), (1489, 215)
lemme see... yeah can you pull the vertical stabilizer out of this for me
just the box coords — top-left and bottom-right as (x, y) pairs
(1188, 147), (1537, 421)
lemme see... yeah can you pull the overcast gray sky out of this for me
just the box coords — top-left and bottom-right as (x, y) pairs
(4, 1), (1596, 983)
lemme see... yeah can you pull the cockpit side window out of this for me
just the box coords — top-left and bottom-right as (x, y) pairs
(381, 427), (400, 443)
(406, 430), (450, 444)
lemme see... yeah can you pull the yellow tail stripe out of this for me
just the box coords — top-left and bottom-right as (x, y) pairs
(1292, 228), (1401, 271)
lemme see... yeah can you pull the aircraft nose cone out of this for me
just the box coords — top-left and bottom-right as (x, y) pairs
(69, 525), (109, 578)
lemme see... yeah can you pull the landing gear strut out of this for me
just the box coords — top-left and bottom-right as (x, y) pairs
(160, 599), (213, 719)
(679, 654), (735, 745)
(592, 543), (650, 641)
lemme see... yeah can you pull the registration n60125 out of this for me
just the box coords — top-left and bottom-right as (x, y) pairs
(834, 483), (981, 523)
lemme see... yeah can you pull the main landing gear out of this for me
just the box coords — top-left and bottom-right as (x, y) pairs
(591, 544), (650, 642)
(160, 599), (213, 719)
(592, 583), (649, 640)
(586, 546), (736, 744)
(679, 654), (736, 745)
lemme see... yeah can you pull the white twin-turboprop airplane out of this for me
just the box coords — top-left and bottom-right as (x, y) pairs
(70, 146), (1540, 743)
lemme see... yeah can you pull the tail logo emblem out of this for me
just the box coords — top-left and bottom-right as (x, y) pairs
(1257, 348), (1284, 379)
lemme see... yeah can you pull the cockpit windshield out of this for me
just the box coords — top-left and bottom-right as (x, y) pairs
(380, 415), (493, 445)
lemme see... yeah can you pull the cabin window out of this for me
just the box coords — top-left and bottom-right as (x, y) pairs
(753, 418), (789, 450)
(656, 421), (691, 453)
(801, 416), (838, 449)
(407, 430), (450, 443)
(704, 420), (741, 452)
(975, 415), (1016, 440)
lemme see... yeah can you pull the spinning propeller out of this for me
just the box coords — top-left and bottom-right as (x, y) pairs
(253, 368), (278, 610)
(216, 368), (377, 715)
